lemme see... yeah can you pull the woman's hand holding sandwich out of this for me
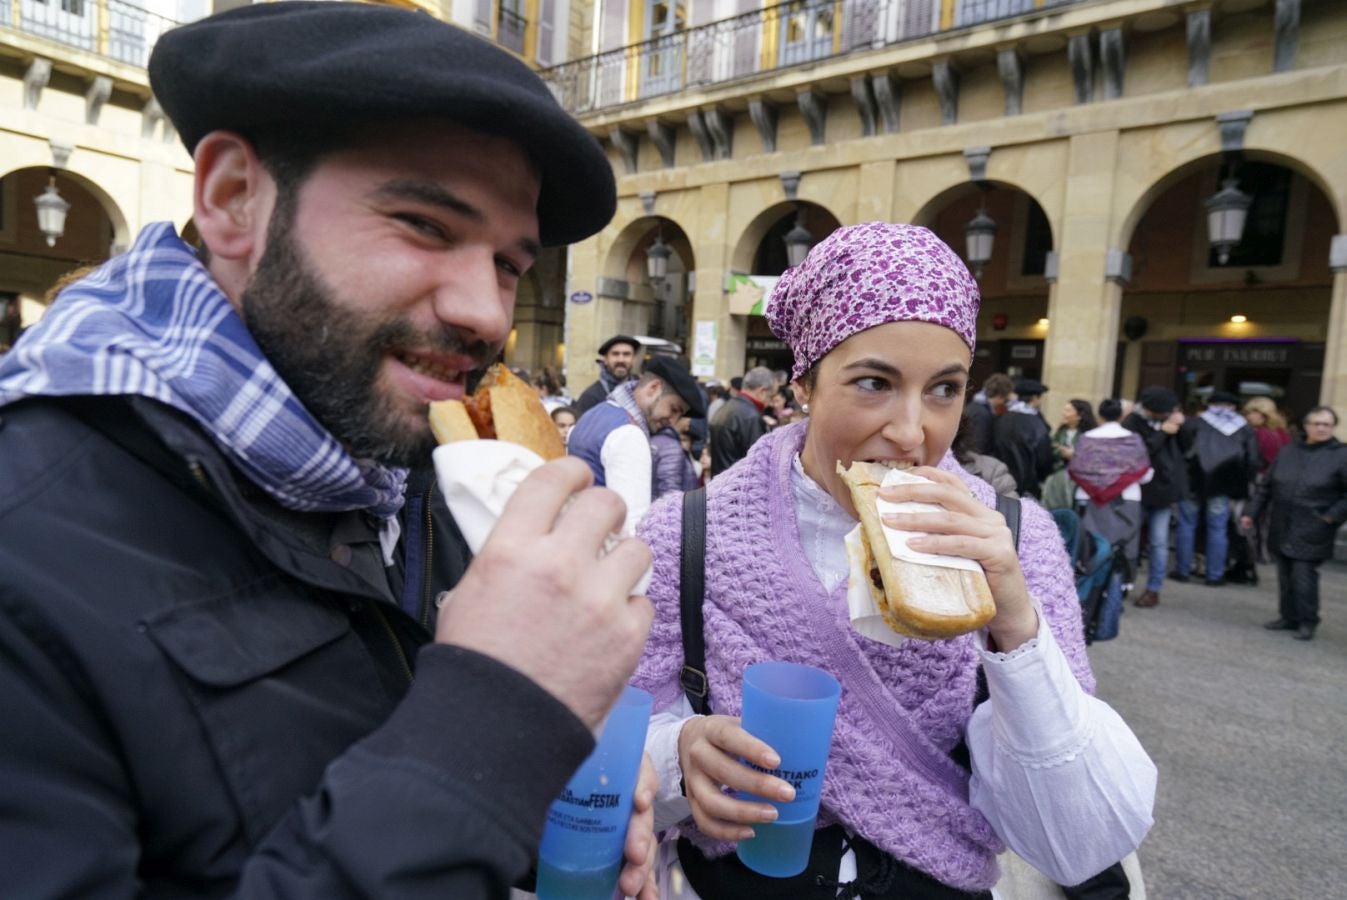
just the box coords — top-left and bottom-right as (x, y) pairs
(878, 467), (1038, 652)
(677, 715), (796, 841)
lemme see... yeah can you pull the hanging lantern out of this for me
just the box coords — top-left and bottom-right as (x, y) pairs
(964, 206), (997, 279)
(646, 232), (671, 282)
(1205, 177), (1252, 265)
(783, 216), (814, 268)
(34, 174), (71, 248)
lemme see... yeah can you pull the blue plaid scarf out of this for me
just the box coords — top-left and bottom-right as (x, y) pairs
(0, 223), (407, 519)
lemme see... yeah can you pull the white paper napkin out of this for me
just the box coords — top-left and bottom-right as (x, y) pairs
(433, 440), (651, 595)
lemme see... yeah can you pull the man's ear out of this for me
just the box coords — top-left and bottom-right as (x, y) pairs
(192, 131), (275, 266)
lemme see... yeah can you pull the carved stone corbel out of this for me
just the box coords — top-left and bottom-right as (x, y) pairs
(24, 58), (53, 110)
(1100, 27), (1125, 100)
(749, 99), (778, 153)
(997, 48), (1024, 117)
(851, 77), (877, 137)
(85, 76), (113, 126)
(872, 73), (900, 134)
(1068, 33), (1093, 104)
(1274, 0), (1300, 73)
(687, 110), (714, 161)
(1186, 8), (1211, 87)
(704, 108), (733, 159)
(610, 128), (640, 174)
(646, 120), (676, 168)
(797, 89), (827, 146)
(932, 61), (959, 125)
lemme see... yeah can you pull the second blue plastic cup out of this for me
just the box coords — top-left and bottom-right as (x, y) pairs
(536, 685), (653, 900)
(734, 661), (841, 878)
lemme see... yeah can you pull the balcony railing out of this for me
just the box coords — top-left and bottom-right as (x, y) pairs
(3, 0), (181, 68)
(542, 0), (1082, 115)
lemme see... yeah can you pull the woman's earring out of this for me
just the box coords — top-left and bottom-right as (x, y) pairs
(802, 403), (810, 414)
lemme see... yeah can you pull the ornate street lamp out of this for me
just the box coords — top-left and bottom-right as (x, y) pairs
(964, 204), (997, 279)
(646, 232), (671, 282)
(783, 215), (813, 268)
(34, 172), (70, 248)
(1205, 176), (1253, 265)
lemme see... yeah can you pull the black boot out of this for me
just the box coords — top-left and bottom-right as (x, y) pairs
(1263, 618), (1298, 630)
(1294, 624), (1316, 641)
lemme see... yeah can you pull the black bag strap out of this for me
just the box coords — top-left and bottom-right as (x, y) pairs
(679, 487), (711, 715)
(996, 492), (1022, 553)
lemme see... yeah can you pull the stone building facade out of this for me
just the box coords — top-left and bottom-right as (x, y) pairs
(546, 0), (1347, 428)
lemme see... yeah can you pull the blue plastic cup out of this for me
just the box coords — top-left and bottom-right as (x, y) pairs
(735, 661), (841, 878)
(536, 686), (653, 899)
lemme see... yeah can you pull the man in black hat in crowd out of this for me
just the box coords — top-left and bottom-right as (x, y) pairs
(1171, 390), (1261, 586)
(0, 3), (659, 896)
(1122, 386), (1189, 606)
(568, 355), (705, 534)
(574, 334), (641, 415)
(993, 377), (1055, 498)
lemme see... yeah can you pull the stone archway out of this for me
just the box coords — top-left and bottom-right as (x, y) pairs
(917, 181), (1056, 390)
(0, 166), (126, 328)
(600, 214), (696, 347)
(1114, 152), (1338, 418)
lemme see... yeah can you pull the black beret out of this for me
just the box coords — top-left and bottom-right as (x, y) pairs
(598, 335), (641, 355)
(1013, 378), (1048, 396)
(643, 356), (706, 419)
(1207, 390), (1241, 407)
(149, 1), (614, 247)
(1139, 386), (1180, 414)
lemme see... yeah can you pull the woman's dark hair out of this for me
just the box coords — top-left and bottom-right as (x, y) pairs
(550, 405), (578, 423)
(1068, 398), (1097, 431)
(952, 410), (977, 464)
(1097, 398), (1123, 422)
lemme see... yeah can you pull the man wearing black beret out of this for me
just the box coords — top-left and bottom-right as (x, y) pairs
(992, 377), (1054, 498)
(0, 3), (659, 897)
(1122, 385), (1189, 606)
(568, 355), (706, 534)
(575, 334), (642, 415)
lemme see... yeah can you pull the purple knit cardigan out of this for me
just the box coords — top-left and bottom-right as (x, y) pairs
(631, 422), (1095, 890)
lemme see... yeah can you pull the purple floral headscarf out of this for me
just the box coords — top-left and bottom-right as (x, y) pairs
(766, 222), (980, 381)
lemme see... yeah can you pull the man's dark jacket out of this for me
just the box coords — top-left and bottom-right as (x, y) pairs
(1122, 410), (1190, 507)
(992, 408), (1053, 498)
(0, 395), (593, 897)
(574, 368), (635, 415)
(1247, 437), (1347, 561)
(709, 392), (767, 476)
(1183, 417), (1261, 500)
(963, 399), (995, 456)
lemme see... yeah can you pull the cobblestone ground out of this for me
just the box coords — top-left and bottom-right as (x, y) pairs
(1089, 561), (1347, 899)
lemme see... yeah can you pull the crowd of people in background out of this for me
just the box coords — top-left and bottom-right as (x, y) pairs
(540, 340), (1346, 646)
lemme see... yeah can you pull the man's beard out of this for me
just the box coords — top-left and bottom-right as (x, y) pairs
(240, 210), (496, 468)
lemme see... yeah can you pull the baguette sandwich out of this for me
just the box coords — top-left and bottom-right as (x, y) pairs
(837, 460), (995, 640)
(429, 364), (566, 461)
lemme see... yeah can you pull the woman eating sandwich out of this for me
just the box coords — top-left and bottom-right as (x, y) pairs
(630, 223), (1155, 898)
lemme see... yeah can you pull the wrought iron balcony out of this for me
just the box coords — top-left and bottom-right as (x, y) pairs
(2, 0), (181, 69)
(542, 0), (1081, 115)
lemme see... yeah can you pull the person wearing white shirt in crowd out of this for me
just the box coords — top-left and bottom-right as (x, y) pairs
(566, 355), (705, 534)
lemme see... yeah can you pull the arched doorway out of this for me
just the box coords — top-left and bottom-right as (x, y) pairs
(505, 246), (569, 381)
(600, 215), (696, 355)
(916, 182), (1055, 390)
(1117, 154), (1336, 420)
(730, 201), (841, 374)
(0, 166), (124, 346)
